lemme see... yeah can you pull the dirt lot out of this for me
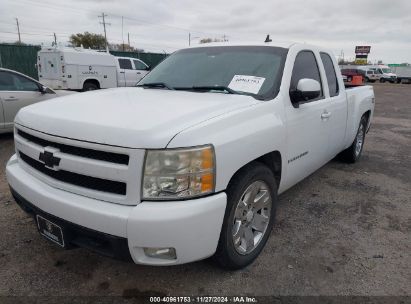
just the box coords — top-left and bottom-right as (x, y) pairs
(0, 83), (410, 299)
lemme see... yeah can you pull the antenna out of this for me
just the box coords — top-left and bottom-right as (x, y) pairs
(264, 35), (272, 43)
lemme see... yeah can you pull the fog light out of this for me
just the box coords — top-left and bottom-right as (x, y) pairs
(143, 247), (177, 260)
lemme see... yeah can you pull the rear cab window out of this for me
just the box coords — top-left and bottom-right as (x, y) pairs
(320, 52), (339, 97)
(118, 59), (133, 70)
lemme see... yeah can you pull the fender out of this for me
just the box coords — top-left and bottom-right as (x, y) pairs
(167, 99), (288, 193)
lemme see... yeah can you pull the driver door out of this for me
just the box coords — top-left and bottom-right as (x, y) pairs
(284, 50), (331, 187)
(0, 70), (51, 129)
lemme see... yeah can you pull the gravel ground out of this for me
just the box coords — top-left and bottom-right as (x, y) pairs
(0, 83), (410, 299)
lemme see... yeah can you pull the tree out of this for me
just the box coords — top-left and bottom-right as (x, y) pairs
(199, 38), (213, 44)
(199, 37), (227, 44)
(109, 43), (136, 52)
(69, 32), (106, 49)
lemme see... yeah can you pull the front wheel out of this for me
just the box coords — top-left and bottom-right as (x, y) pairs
(214, 163), (277, 270)
(340, 116), (367, 163)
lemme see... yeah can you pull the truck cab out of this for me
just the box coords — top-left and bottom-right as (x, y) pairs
(116, 57), (150, 87)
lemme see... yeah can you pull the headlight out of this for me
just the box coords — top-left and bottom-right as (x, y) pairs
(142, 145), (215, 200)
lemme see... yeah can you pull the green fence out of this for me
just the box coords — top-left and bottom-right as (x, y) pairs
(0, 44), (41, 79)
(0, 43), (168, 80)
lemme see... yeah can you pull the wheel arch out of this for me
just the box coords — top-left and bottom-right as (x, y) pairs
(226, 151), (282, 192)
(82, 78), (100, 89)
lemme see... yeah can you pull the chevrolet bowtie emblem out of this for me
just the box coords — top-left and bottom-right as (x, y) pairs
(39, 151), (61, 169)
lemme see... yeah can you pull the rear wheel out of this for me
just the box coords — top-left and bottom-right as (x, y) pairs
(214, 163), (277, 270)
(340, 116), (367, 163)
(83, 82), (99, 91)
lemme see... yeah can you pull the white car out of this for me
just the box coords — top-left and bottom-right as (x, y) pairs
(6, 42), (374, 269)
(0, 68), (75, 134)
(38, 47), (150, 91)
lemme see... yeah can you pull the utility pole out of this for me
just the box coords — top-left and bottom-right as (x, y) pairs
(128, 32), (130, 47)
(189, 33), (191, 46)
(53, 33), (57, 46)
(15, 18), (21, 44)
(121, 16), (124, 51)
(98, 13), (110, 49)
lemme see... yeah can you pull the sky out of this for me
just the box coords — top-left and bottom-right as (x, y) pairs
(0, 0), (410, 63)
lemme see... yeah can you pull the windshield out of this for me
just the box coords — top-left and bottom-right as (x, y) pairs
(138, 46), (288, 100)
(382, 68), (392, 73)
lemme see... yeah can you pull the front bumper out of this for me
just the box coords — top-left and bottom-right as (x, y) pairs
(6, 154), (227, 265)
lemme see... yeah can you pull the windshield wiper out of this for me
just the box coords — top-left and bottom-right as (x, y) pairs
(137, 82), (174, 90)
(174, 85), (261, 99)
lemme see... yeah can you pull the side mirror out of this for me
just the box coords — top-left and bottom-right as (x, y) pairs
(146, 65), (151, 71)
(290, 78), (321, 107)
(40, 85), (53, 94)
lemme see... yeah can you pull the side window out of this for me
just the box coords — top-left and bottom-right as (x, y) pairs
(133, 60), (148, 70)
(118, 59), (133, 70)
(0, 71), (16, 91)
(290, 51), (323, 101)
(320, 52), (339, 97)
(13, 74), (40, 91)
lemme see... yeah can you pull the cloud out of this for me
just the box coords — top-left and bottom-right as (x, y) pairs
(0, 0), (410, 62)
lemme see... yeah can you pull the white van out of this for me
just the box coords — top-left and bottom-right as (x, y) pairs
(37, 47), (150, 91)
(368, 65), (397, 83)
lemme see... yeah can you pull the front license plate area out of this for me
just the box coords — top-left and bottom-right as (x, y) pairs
(36, 215), (65, 247)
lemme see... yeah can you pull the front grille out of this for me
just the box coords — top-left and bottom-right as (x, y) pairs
(17, 129), (129, 165)
(19, 151), (127, 195)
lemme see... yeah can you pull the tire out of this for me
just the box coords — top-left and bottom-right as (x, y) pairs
(340, 116), (367, 163)
(83, 82), (99, 91)
(380, 78), (385, 83)
(214, 162), (277, 270)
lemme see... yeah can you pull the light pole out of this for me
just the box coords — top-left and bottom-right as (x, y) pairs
(189, 33), (200, 46)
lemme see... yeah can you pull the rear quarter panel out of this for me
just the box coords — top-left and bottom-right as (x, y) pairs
(344, 85), (375, 148)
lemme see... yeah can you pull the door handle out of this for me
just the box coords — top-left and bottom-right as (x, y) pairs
(136, 72), (141, 74)
(120, 71), (125, 74)
(4, 96), (18, 101)
(321, 111), (331, 119)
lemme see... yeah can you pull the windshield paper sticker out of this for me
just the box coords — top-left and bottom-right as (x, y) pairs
(228, 75), (266, 94)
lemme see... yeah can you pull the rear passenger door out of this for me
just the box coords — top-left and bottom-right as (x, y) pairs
(0, 71), (49, 130)
(284, 50), (331, 185)
(117, 58), (133, 87)
(319, 52), (347, 157)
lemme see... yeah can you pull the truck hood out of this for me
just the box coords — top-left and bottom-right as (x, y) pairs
(16, 87), (261, 148)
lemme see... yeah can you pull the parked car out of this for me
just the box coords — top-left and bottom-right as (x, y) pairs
(341, 68), (365, 82)
(37, 46), (150, 91)
(6, 42), (375, 269)
(360, 69), (379, 83)
(0, 68), (76, 134)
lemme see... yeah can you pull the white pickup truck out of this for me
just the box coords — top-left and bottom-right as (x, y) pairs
(6, 42), (375, 269)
